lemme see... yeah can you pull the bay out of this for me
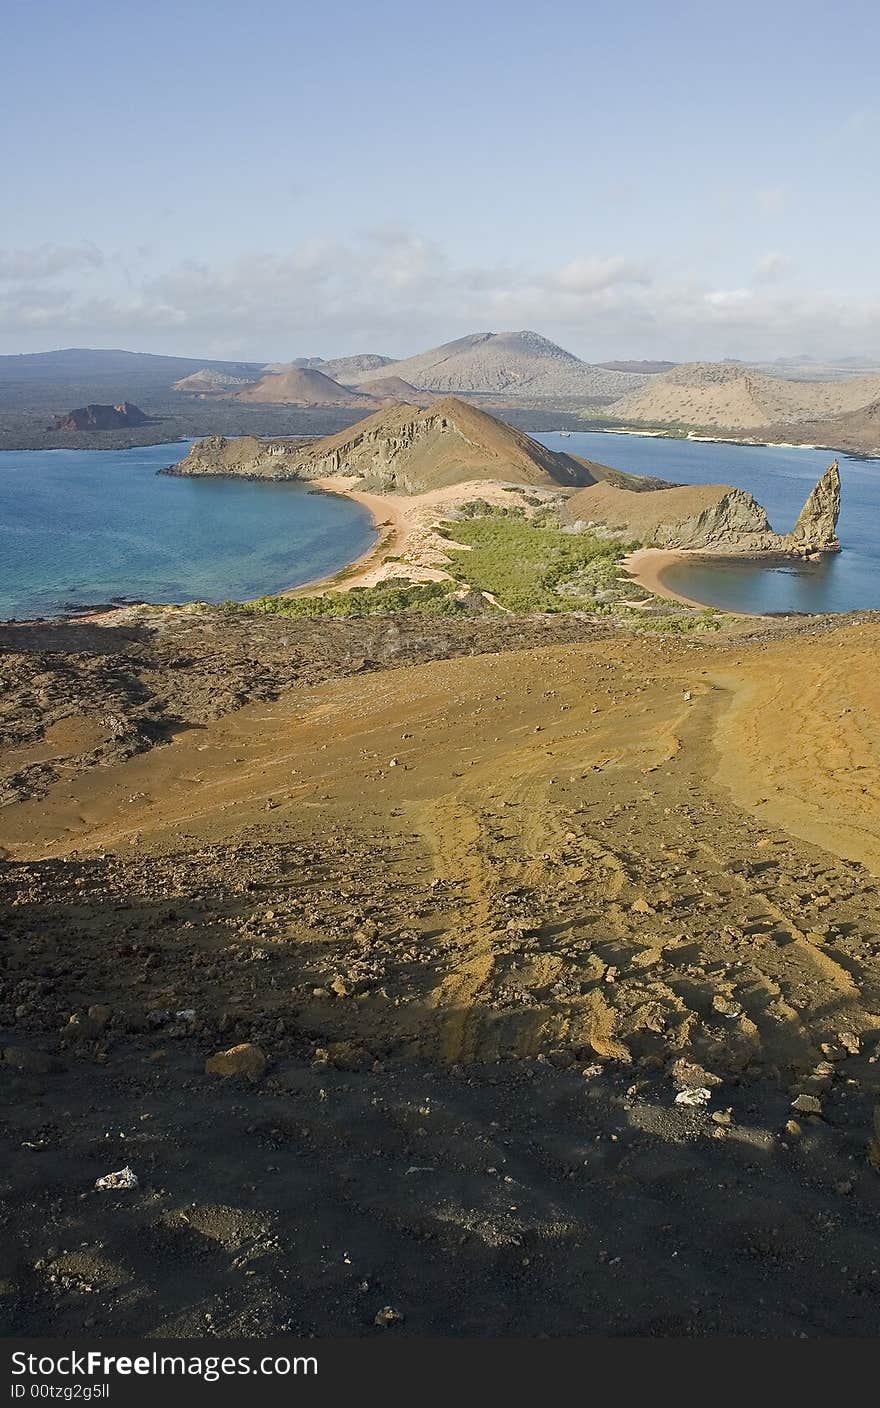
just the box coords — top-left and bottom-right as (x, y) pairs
(0, 441), (376, 620)
(536, 430), (879, 613)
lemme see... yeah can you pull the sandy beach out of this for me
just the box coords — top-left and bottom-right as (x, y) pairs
(284, 476), (566, 597)
(621, 546), (719, 610)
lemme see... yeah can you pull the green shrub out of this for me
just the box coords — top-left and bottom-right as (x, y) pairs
(223, 578), (461, 619)
(438, 510), (637, 613)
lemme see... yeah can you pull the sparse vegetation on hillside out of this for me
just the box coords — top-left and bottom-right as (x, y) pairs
(216, 505), (722, 629)
(437, 507), (639, 613)
(225, 578), (460, 618)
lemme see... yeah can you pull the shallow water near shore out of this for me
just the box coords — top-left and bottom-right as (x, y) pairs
(537, 431), (879, 613)
(0, 441), (376, 619)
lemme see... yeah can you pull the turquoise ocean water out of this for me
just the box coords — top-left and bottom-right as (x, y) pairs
(0, 442), (376, 619)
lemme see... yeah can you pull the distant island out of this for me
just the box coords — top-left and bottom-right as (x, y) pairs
(54, 401), (150, 431)
(0, 334), (877, 452)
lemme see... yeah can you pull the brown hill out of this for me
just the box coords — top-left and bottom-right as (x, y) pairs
(286, 396), (621, 493)
(170, 397), (633, 494)
(562, 461), (841, 555)
(54, 402), (150, 431)
(235, 368), (382, 408)
(609, 362), (880, 431)
(756, 398), (880, 455)
(562, 481), (775, 550)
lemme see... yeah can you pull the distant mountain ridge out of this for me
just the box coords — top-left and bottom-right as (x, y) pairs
(260, 354), (393, 380)
(319, 354), (394, 382)
(609, 361), (880, 433)
(5, 344), (880, 453)
(354, 330), (648, 399)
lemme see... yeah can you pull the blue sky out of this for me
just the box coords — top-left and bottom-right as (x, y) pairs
(2, 0), (878, 361)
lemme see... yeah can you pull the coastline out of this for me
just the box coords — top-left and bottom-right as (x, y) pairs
(621, 547), (712, 610)
(589, 423), (878, 457)
(279, 475), (566, 600)
(621, 546), (774, 618)
(3, 441), (849, 624)
(279, 477), (408, 597)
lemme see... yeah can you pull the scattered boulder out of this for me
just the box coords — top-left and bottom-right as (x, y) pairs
(60, 1010), (108, 1042)
(791, 1093), (823, 1115)
(322, 1041), (372, 1072)
(374, 1305), (403, 1327)
(205, 1043), (266, 1079)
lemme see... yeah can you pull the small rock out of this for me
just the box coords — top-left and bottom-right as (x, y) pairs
(839, 1032), (861, 1055)
(675, 1087), (712, 1107)
(325, 1041), (371, 1072)
(59, 1013), (104, 1042)
(785, 1119), (802, 1136)
(791, 1093), (822, 1115)
(669, 1058), (723, 1090)
(712, 995), (743, 1019)
(205, 1043), (266, 1079)
(374, 1305), (403, 1327)
(95, 1166), (138, 1191)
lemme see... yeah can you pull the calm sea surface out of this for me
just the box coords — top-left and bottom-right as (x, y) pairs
(536, 431), (879, 613)
(2, 432), (876, 620)
(0, 442), (376, 620)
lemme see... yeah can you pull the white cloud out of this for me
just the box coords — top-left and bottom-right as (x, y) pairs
(755, 252), (788, 282)
(0, 243), (104, 280)
(554, 256), (650, 294)
(0, 230), (877, 361)
(704, 288), (753, 308)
